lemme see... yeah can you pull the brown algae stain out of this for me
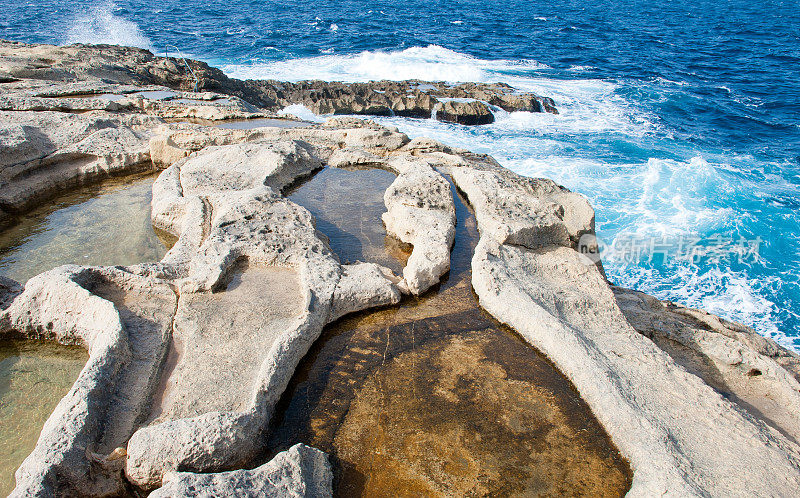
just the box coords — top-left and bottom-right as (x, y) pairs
(267, 177), (632, 496)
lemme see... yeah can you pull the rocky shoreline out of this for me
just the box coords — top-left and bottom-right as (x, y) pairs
(1, 41), (800, 496)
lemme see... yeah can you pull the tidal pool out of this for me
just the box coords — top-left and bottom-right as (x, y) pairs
(0, 172), (171, 283)
(0, 340), (87, 496)
(287, 166), (410, 275)
(268, 177), (632, 496)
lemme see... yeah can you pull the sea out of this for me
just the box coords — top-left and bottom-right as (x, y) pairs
(1, 0), (798, 350)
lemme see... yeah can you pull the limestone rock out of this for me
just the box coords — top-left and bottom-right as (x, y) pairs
(382, 163), (456, 295)
(452, 166), (800, 496)
(150, 444), (333, 498)
(0, 110), (160, 212)
(330, 263), (402, 321)
(449, 167), (594, 249)
(0, 40), (558, 124)
(1, 122), (408, 494)
(615, 286), (800, 444)
(125, 137), (402, 488)
(2, 266), (176, 497)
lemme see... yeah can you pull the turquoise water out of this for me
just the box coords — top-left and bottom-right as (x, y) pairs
(1, 0), (798, 349)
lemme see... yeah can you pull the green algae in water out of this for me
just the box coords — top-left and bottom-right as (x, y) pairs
(0, 340), (87, 496)
(0, 172), (170, 283)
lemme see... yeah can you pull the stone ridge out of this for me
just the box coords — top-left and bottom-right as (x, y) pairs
(0, 39), (558, 125)
(447, 164), (800, 496)
(150, 443), (333, 497)
(1, 42), (800, 497)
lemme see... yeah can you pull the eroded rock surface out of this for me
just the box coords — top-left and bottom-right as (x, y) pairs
(150, 443), (333, 498)
(1, 117), (426, 495)
(0, 39), (557, 127)
(1, 50), (799, 496)
(0, 111), (159, 212)
(615, 286), (800, 444)
(447, 164), (800, 496)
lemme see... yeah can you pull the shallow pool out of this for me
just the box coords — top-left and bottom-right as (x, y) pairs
(0, 172), (170, 283)
(269, 178), (632, 496)
(287, 166), (410, 275)
(0, 340), (87, 496)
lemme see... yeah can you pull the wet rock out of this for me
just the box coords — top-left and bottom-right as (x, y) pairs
(489, 92), (559, 114)
(0, 40), (559, 124)
(435, 100), (495, 125)
(0, 209), (14, 231)
(336, 334), (630, 496)
(0, 275), (22, 310)
(150, 443), (333, 498)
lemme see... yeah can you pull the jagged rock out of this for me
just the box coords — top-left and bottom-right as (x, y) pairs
(150, 443), (333, 498)
(0, 40), (558, 125)
(435, 100), (495, 125)
(448, 164), (800, 496)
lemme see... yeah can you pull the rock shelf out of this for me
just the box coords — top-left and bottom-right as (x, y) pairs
(1, 42), (800, 497)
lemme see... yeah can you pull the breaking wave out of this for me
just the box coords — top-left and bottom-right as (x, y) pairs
(63, 2), (152, 50)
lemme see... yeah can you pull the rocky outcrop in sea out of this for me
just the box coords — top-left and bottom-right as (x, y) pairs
(1, 41), (799, 497)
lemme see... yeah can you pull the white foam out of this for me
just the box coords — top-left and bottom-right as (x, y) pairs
(63, 1), (153, 50)
(609, 264), (790, 348)
(278, 104), (326, 123)
(568, 65), (596, 72)
(222, 44), (550, 83)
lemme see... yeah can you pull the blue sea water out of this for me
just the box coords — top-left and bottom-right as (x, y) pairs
(1, 0), (799, 349)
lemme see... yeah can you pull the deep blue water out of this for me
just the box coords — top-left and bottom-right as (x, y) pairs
(2, 0), (799, 349)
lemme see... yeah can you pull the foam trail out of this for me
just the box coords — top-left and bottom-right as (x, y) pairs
(223, 46), (657, 138)
(223, 44), (549, 83)
(63, 1), (153, 50)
